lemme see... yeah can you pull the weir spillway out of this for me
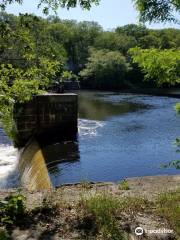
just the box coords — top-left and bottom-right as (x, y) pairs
(19, 139), (52, 190)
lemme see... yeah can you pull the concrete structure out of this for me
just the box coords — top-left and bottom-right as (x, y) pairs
(14, 93), (78, 147)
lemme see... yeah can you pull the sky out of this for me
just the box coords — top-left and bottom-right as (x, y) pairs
(6, 0), (180, 30)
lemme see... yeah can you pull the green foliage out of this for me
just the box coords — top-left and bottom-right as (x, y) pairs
(0, 13), (63, 139)
(129, 47), (180, 86)
(80, 48), (130, 89)
(0, 11), (180, 139)
(94, 31), (136, 55)
(0, 229), (9, 240)
(133, 0), (180, 23)
(1, 0), (180, 25)
(164, 160), (180, 170)
(0, 0), (23, 11)
(61, 71), (78, 82)
(81, 194), (125, 240)
(0, 194), (26, 225)
(0, 0), (100, 13)
(116, 24), (148, 41)
(45, 19), (102, 71)
(118, 179), (130, 190)
(175, 103), (180, 113)
(0, 61), (59, 138)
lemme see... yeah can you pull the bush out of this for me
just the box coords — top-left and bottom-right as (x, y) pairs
(118, 179), (130, 190)
(0, 194), (26, 225)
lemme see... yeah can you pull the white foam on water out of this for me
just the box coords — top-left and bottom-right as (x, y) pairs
(78, 119), (105, 137)
(0, 145), (19, 188)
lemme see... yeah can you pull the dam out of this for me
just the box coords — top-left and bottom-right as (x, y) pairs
(14, 93), (78, 147)
(14, 93), (78, 190)
(0, 91), (180, 190)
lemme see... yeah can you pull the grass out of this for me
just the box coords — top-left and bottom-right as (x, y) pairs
(118, 196), (149, 215)
(80, 194), (126, 240)
(79, 191), (180, 239)
(118, 179), (130, 190)
(155, 189), (180, 236)
(0, 189), (179, 239)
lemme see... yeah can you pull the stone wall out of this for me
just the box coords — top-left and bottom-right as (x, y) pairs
(14, 93), (78, 147)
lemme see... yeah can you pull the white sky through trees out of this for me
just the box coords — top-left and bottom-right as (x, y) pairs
(6, 0), (180, 29)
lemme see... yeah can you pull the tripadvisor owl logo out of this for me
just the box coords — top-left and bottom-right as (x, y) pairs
(135, 227), (144, 236)
(135, 227), (174, 236)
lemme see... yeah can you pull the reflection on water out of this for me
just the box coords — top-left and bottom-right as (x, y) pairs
(79, 92), (151, 120)
(41, 141), (79, 186)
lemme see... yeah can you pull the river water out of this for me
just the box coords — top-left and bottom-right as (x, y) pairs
(0, 128), (19, 188)
(0, 91), (180, 188)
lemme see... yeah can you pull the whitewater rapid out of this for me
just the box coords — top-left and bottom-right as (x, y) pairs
(0, 144), (19, 188)
(0, 127), (19, 189)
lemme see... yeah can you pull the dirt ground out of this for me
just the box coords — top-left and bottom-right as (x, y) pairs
(0, 175), (180, 240)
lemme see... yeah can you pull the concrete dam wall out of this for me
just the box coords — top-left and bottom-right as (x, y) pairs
(15, 93), (78, 190)
(14, 93), (78, 147)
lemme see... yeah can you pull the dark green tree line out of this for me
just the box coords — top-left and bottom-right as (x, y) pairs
(0, 0), (179, 140)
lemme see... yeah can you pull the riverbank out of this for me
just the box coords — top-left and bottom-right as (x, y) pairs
(0, 175), (180, 240)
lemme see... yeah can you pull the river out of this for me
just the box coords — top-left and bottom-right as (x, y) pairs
(0, 91), (180, 188)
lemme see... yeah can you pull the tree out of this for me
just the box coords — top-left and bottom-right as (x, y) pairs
(133, 0), (180, 23)
(94, 31), (136, 55)
(138, 34), (161, 49)
(116, 24), (148, 41)
(1, 0), (180, 24)
(0, 13), (64, 139)
(129, 47), (180, 86)
(80, 48), (130, 89)
(0, 0), (100, 13)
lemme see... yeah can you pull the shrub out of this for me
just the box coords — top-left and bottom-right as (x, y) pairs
(0, 194), (26, 225)
(118, 179), (130, 190)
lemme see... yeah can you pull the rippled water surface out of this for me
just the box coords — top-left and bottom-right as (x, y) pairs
(0, 91), (180, 188)
(45, 91), (180, 185)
